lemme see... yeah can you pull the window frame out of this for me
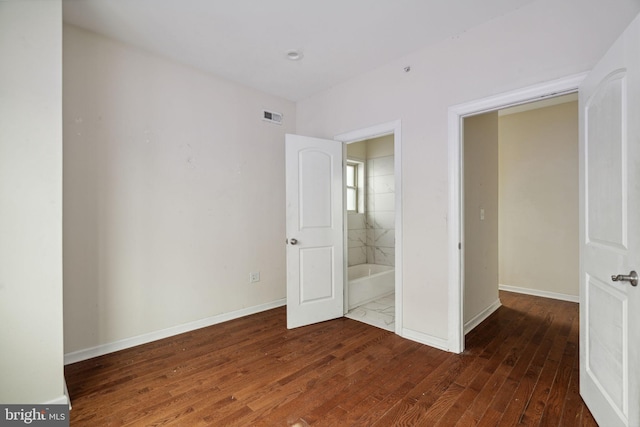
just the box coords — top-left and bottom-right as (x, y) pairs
(346, 159), (365, 213)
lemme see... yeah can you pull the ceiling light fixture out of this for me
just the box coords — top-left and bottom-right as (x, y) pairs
(286, 49), (304, 61)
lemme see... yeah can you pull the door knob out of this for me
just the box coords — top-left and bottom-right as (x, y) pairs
(611, 270), (638, 286)
(289, 238), (298, 245)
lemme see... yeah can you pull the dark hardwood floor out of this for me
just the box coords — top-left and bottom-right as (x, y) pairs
(65, 291), (597, 426)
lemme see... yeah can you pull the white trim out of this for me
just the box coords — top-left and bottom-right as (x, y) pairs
(42, 379), (70, 406)
(335, 120), (399, 143)
(448, 73), (588, 354)
(499, 284), (579, 303)
(464, 299), (502, 335)
(64, 299), (286, 365)
(448, 108), (464, 353)
(335, 120), (403, 337)
(345, 158), (365, 213)
(65, 380), (71, 409)
(402, 328), (449, 352)
(43, 393), (69, 406)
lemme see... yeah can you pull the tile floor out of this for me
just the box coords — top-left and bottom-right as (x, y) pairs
(345, 292), (395, 332)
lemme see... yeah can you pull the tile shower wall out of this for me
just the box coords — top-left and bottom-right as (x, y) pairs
(367, 155), (395, 266)
(347, 212), (367, 266)
(346, 136), (395, 267)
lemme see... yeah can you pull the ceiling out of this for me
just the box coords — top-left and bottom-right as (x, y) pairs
(63, 0), (538, 101)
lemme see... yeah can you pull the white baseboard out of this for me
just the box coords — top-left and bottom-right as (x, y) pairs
(64, 299), (286, 365)
(464, 298), (502, 335)
(401, 328), (450, 352)
(499, 284), (579, 303)
(44, 392), (69, 406)
(42, 379), (70, 406)
(64, 379), (71, 409)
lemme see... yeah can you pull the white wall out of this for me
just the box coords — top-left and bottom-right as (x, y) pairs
(0, 1), (65, 403)
(499, 101), (579, 298)
(296, 0), (639, 346)
(63, 26), (296, 356)
(464, 113), (499, 325)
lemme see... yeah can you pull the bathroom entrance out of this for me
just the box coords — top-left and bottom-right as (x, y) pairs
(334, 120), (402, 334)
(343, 135), (396, 331)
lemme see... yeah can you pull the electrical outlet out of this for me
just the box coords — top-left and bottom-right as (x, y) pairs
(249, 272), (260, 283)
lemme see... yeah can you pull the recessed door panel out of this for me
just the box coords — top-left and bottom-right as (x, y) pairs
(299, 246), (334, 303)
(586, 275), (627, 418)
(586, 73), (627, 249)
(299, 150), (333, 230)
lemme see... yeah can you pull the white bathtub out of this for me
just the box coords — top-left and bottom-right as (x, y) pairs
(347, 264), (395, 310)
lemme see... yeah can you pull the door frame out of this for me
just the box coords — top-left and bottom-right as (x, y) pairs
(447, 73), (587, 353)
(335, 120), (403, 335)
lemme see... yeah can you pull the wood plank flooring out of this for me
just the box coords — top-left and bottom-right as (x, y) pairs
(65, 291), (598, 426)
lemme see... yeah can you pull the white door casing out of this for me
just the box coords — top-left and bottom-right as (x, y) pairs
(335, 120), (403, 335)
(285, 134), (344, 329)
(447, 73), (586, 354)
(579, 14), (640, 427)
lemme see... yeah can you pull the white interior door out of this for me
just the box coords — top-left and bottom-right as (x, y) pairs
(285, 134), (344, 329)
(579, 14), (640, 427)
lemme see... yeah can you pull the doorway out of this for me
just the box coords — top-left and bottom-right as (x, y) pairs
(335, 120), (403, 335)
(447, 73), (587, 353)
(462, 94), (579, 335)
(343, 134), (396, 331)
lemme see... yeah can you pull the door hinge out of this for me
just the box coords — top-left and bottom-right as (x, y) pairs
(458, 242), (461, 250)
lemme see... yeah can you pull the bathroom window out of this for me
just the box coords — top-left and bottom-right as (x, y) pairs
(346, 160), (365, 213)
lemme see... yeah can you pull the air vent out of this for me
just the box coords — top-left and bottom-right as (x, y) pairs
(263, 110), (283, 125)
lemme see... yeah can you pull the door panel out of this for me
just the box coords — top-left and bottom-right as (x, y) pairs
(586, 71), (626, 248)
(299, 150), (334, 228)
(586, 277), (627, 411)
(300, 247), (335, 302)
(286, 134), (344, 329)
(580, 13), (639, 427)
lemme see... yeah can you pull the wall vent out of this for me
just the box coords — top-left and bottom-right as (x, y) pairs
(262, 110), (283, 125)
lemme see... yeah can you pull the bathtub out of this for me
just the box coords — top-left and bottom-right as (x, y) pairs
(347, 264), (395, 310)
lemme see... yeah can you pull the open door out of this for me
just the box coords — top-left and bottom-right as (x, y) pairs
(285, 134), (344, 329)
(579, 14), (640, 427)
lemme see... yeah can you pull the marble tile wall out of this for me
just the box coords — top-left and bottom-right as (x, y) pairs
(347, 212), (367, 266)
(367, 155), (395, 267)
(346, 155), (395, 267)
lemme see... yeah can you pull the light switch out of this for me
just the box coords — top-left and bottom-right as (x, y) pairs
(480, 208), (485, 220)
